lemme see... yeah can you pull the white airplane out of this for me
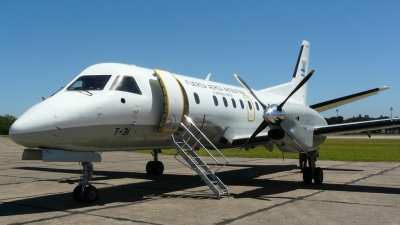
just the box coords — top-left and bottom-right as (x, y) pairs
(10, 40), (400, 203)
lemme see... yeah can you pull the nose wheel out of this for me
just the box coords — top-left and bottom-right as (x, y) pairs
(73, 162), (99, 203)
(73, 184), (99, 203)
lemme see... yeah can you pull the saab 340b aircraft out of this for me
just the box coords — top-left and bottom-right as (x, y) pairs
(10, 40), (400, 203)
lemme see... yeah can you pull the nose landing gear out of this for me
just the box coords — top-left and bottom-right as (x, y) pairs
(73, 162), (99, 203)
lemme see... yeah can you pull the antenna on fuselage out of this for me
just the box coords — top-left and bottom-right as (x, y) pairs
(205, 73), (211, 81)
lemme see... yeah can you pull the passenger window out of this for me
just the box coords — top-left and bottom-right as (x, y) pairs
(239, 99), (244, 109)
(255, 102), (260, 111)
(68, 75), (111, 91)
(194, 93), (200, 104)
(223, 97), (228, 107)
(213, 95), (218, 106)
(231, 98), (236, 108)
(248, 101), (252, 110)
(110, 76), (142, 94)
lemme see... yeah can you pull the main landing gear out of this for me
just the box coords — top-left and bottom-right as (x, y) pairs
(146, 149), (164, 175)
(299, 150), (323, 185)
(73, 162), (99, 203)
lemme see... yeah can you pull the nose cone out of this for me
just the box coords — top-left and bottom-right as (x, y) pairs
(10, 103), (55, 148)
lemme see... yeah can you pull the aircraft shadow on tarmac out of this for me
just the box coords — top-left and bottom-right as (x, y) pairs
(1, 164), (399, 217)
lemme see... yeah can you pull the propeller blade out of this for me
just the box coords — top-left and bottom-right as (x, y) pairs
(234, 74), (267, 109)
(277, 70), (315, 111)
(239, 120), (269, 150)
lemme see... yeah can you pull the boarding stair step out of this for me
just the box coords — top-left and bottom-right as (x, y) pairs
(170, 115), (230, 199)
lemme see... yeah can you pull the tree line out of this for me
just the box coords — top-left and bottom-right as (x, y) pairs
(325, 114), (398, 134)
(0, 114), (17, 135)
(324, 114), (391, 125)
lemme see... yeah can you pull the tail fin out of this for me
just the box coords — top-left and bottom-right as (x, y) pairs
(291, 40), (310, 105)
(259, 40), (311, 105)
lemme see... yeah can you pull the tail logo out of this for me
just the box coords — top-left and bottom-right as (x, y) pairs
(301, 68), (305, 77)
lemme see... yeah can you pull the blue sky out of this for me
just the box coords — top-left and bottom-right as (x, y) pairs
(1, 1), (399, 119)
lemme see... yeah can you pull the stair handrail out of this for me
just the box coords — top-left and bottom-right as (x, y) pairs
(182, 115), (229, 164)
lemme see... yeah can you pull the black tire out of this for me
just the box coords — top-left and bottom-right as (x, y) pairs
(303, 167), (313, 184)
(299, 160), (306, 173)
(153, 161), (164, 175)
(146, 161), (155, 174)
(73, 185), (83, 203)
(313, 167), (324, 185)
(83, 185), (99, 203)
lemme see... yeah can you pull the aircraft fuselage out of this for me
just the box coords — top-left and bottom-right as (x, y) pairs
(10, 62), (327, 153)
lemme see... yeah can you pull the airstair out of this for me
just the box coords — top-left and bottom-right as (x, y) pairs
(170, 115), (230, 199)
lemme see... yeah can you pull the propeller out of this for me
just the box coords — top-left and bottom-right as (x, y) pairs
(234, 70), (315, 150)
(234, 74), (267, 109)
(277, 70), (314, 111)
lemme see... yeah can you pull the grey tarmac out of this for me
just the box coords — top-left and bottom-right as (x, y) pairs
(1, 136), (400, 224)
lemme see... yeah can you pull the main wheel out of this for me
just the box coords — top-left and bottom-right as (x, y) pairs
(313, 167), (324, 184)
(153, 161), (164, 175)
(73, 185), (83, 203)
(146, 161), (155, 174)
(83, 185), (99, 203)
(303, 167), (313, 184)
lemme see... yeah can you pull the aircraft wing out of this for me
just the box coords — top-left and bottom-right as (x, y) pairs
(313, 118), (400, 136)
(309, 86), (389, 113)
(231, 135), (270, 146)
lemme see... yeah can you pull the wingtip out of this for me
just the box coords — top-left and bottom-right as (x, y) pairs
(379, 86), (389, 91)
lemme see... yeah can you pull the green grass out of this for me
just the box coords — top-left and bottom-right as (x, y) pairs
(137, 138), (400, 162)
(3, 133), (399, 161)
(0, 135), (9, 138)
(317, 138), (400, 162)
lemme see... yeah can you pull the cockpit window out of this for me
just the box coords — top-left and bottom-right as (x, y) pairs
(110, 76), (142, 95)
(67, 75), (111, 91)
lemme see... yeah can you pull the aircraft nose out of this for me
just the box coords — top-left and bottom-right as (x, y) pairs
(10, 103), (56, 148)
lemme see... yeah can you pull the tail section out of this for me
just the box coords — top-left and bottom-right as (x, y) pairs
(291, 40), (310, 105)
(260, 40), (311, 105)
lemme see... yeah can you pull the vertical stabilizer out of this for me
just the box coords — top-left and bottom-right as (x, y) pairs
(291, 40), (310, 105)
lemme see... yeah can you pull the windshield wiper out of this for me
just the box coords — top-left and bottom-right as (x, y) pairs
(79, 89), (93, 96)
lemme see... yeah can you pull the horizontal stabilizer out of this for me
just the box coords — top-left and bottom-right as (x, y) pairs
(310, 86), (389, 113)
(314, 118), (400, 136)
